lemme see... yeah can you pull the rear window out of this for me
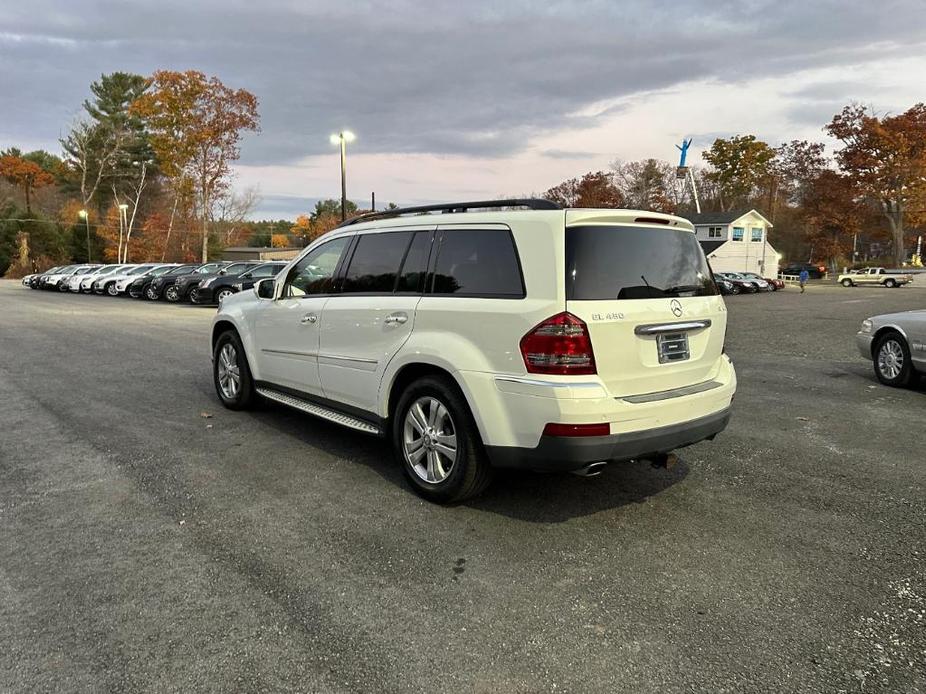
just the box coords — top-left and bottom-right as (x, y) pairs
(430, 228), (524, 298)
(565, 225), (718, 300)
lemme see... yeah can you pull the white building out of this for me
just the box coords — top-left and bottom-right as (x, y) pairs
(689, 209), (780, 277)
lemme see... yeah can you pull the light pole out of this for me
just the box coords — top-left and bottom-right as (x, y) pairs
(78, 209), (91, 262)
(118, 203), (129, 262)
(330, 131), (355, 221)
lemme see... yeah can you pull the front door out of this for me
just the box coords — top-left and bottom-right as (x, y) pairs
(253, 236), (351, 396)
(318, 228), (433, 412)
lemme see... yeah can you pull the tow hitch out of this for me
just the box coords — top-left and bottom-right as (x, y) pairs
(643, 452), (678, 470)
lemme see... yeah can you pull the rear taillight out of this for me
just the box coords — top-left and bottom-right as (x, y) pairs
(543, 422), (610, 437)
(519, 312), (596, 375)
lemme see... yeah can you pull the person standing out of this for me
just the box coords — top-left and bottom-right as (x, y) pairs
(799, 268), (810, 293)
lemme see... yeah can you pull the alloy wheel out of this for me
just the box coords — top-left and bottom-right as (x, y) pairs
(217, 343), (241, 399)
(403, 396), (458, 483)
(877, 339), (904, 380)
(216, 289), (234, 304)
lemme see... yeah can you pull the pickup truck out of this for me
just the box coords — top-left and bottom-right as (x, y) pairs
(838, 267), (914, 288)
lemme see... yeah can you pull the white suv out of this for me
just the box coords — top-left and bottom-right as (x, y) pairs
(211, 200), (736, 502)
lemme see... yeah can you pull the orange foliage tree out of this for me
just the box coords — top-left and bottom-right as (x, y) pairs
(544, 171), (624, 208)
(0, 155), (54, 213)
(827, 103), (926, 264)
(131, 70), (260, 263)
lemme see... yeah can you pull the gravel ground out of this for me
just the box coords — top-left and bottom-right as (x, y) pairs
(0, 279), (924, 693)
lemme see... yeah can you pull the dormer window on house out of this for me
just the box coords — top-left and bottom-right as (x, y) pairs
(751, 228), (763, 242)
(732, 227), (745, 241)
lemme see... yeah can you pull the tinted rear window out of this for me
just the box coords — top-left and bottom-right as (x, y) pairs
(431, 229), (524, 297)
(342, 232), (414, 293)
(566, 225), (717, 300)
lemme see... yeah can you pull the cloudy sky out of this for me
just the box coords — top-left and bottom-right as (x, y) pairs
(2, 0), (925, 218)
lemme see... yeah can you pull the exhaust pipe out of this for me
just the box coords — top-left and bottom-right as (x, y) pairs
(571, 461), (608, 477)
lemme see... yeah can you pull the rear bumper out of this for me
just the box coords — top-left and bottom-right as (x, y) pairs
(486, 407), (732, 472)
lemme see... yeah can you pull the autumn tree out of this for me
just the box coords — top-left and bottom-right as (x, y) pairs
(701, 135), (777, 211)
(131, 70), (260, 262)
(801, 170), (866, 271)
(0, 154), (54, 213)
(544, 171), (623, 208)
(826, 103), (926, 265)
(611, 158), (679, 212)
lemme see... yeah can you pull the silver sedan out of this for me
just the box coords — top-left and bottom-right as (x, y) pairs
(857, 309), (926, 387)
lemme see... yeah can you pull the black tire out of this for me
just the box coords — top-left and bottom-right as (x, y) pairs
(392, 375), (493, 503)
(189, 288), (200, 303)
(213, 331), (256, 409)
(106, 282), (119, 297)
(884, 278), (897, 288)
(164, 284), (181, 302)
(145, 285), (159, 301)
(57, 282), (69, 292)
(129, 286), (142, 299)
(841, 278), (853, 287)
(215, 288), (235, 304)
(873, 332), (916, 388)
(730, 285), (740, 295)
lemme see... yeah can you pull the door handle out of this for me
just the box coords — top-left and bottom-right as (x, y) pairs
(384, 312), (408, 325)
(301, 313), (318, 324)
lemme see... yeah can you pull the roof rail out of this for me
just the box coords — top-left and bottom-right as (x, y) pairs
(335, 198), (561, 228)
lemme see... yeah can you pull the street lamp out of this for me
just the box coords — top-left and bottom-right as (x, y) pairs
(78, 209), (91, 262)
(118, 203), (129, 263)
(330, 131), (355, 221)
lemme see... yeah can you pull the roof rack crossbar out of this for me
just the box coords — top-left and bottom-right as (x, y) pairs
(335, 198), (561, 228)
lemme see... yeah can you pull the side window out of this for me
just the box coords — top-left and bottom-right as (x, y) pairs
(750, 227), (763, 242)
(251, 264), (279, 278)
(732, 227), (745, 241)
(396, 231), (433, 293)
(341, 232), (414, 294)
(284, 237), (350, 297)
(431, 228), (524, 298)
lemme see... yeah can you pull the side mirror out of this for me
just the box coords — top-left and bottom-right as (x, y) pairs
(255, 278), (275, 299)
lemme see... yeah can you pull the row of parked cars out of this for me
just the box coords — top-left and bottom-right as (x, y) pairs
(22, 260), (287, 305)
(713, 271), (784, 295)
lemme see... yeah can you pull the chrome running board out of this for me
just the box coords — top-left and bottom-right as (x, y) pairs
(256, 386), (382, 435)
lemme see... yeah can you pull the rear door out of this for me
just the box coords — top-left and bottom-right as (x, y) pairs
(318, 227), (433, 412)
(563, 220), (726, 397)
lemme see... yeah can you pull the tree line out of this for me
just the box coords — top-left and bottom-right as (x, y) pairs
(3, 78), (924, 277)
(542, 104), (926, 269)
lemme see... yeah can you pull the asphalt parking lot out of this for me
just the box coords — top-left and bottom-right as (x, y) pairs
(1, 280), (924, 693)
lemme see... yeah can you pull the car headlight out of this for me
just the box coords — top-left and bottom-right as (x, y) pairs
(860, 319), (873, 334)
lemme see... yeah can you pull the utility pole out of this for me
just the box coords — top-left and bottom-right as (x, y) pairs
(371, 191), (375, 212)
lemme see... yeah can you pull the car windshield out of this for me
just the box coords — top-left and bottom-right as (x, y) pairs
(195, 263), (224, 274)
(149, 266), (175, 276)
(125, 265), (151, 275)
(565, 225), (718, 300)
(223, 263), (251, 275)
